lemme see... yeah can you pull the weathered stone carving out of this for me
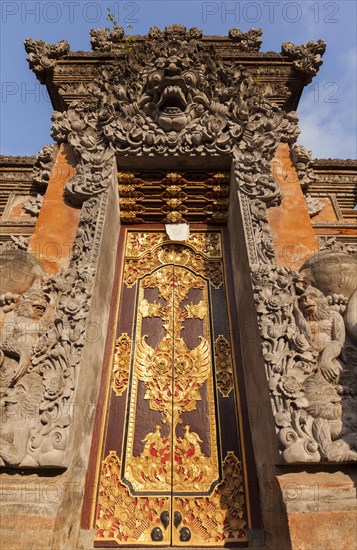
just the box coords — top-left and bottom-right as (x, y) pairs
(300, 250), (357, 300)
(304, 194), (323, 217)
(51, 107), (115, 204)
(148, 24), (203, 40)
(49, 24), (303, 174)
(0, 192), (106, 467)
(90, 27), (125, 52)
(23, 194), (44, 217)
(0, 287), (53, 389)
(252, 252), (357, 463)
(32, 144), (57, 187)
(318, 236), (357, 255)
(290, 145), (315, 190)
(228, 28), (262, 51)
(22, 28), (341, 468)
(0, 237), (30, 255)
(24, 39), (70, 83)
(0, 249), (44, 294)
(281, 39), (326, 84)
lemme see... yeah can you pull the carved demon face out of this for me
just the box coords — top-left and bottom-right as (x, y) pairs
(139, 57), (208, 132)
(16, 290), (48, 320)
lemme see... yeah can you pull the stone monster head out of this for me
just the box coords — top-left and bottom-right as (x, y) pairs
(15, 288), (49, 321)
(139, 56), (209, 132)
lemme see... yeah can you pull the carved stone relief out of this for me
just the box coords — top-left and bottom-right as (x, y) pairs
(281, 39), (326, 84)
(0, 193), (108, 467)
(7, 28), (354, 468)
(304, 194), (324, 217)
(290, 144), (315, 190)
(228, 28), (262, 51)
(24, 39), (70, 84)
(32, 144), (57, 187)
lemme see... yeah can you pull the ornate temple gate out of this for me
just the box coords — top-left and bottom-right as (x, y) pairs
(93, 229), (249, 547)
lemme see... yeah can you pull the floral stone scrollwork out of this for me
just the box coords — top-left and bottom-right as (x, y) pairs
(252, 259), (357, 464)
(0, 193), (107, 467)
(290, 144), (315, 191)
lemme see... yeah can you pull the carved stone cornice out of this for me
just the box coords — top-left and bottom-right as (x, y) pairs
(0, 156), (35, 166)
(312, 158), (357, 168)
(24, 38), (70, 83)
(28, 29), (326, 112)
(281, 39), (326, 84)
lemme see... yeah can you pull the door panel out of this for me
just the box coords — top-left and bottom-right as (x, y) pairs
(94, 230), (248, 547)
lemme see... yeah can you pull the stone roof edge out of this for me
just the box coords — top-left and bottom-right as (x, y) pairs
(312, 158), (357, 169)
(0, 155), (36, 166)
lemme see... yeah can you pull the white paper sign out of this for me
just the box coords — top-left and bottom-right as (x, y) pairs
(165, 223), (190, 241)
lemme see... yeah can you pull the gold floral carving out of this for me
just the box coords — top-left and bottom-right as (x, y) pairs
(95, 451), (246, 546)
(111, 333), (131, 397)
(173, 452), (247, 546)
(126, 232), (163, 257)
(125, 231), (222, 259)
(124, 244), (223, 288)
(139, 298), (162, 318)
(96, 230), (248, 546)
(215, 335), (234, 397)
(95, 451), (170, 545)
(124, 265), (219, 494)
(185, 300), (207, 319)
(127, 425), (217, 493)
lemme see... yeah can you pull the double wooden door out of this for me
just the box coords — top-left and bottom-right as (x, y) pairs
(94, 229), (249, 547)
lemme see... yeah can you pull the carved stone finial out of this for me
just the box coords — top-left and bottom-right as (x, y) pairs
(24, 38), (70, 82)
(148, 25), (202, 40)
(290, 144), (315, 190)
(90, 27), (125, 52)
(228, 28), (262, 51)
(281, 39), (326, 83)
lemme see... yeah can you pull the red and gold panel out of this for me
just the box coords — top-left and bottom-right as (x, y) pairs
(94, 230), (249, 547)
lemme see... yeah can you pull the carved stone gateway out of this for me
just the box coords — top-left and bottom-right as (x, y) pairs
(0, 24), (356, 550)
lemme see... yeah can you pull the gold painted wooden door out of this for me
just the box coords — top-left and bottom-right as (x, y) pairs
(94, 230), (248, 547)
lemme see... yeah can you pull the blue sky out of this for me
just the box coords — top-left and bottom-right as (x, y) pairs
(1, 0), (356, 158)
